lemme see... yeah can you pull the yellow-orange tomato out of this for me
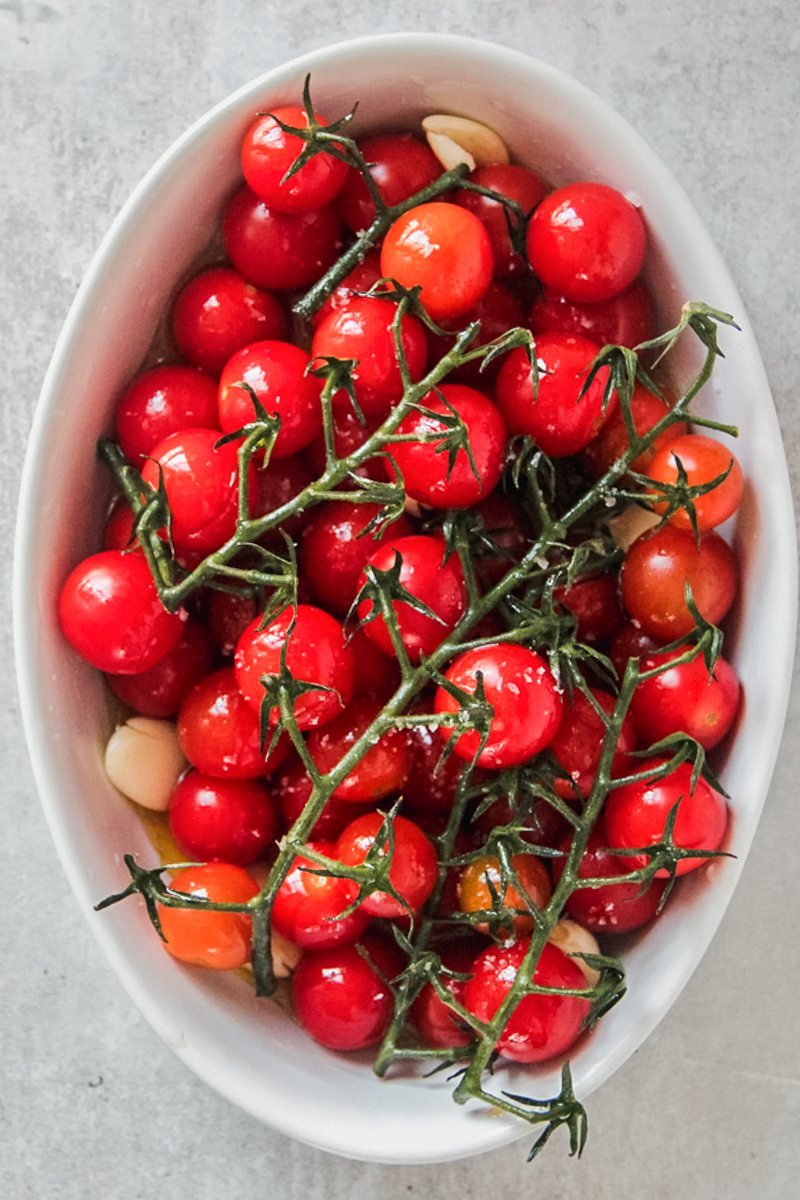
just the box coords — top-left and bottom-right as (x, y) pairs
(646, 433), (743, 532)
(158, 863), (259, 970)
(457, 853), (552, 935)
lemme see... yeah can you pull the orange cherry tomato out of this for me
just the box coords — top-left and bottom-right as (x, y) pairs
(158, 863), (259, 970)
(457, 853), (552, 935)
(646, 433), (744, 531)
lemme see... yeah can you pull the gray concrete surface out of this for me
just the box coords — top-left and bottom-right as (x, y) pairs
(2, 1), (799, 1197)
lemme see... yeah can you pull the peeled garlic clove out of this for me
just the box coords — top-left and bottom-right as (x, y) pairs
(104, 717), (186, 812)
(422, 114), (509, 168)
(607, 503), (661, 552)
(271, 929), (303, 978)
(548, 919), (602, 986)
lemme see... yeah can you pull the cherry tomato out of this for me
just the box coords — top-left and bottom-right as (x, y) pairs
(291, 935), (404, 1051)
(168, 771), (278, 866)
(472, 491), (531, 589)
(646, 434), (744, 531)
(207, 589), (259, 657)
(458, 853), (552, 935)
(172, 267), (286, 375)
(610, 621), (661, 678)
(158, 863), (258, 970)
(251, 453), (315, 540)
(357, 536), (467, 663)
(527, 182), (646, 303)
(435, 643), (564, 769)
(234, 604), (355, 729)
(621, 526), (739, 640)
(177, 667), (288, 778)
(222, 184), (342, 291)
(59, 550), (185, 674)
(312, 249), (383, 328)
(241, 106), (348, 214)
(630, 650), (740, 751)
(550, 687), (637, 800)
(106, 620), (212, 717)
(455, 163), (549, 280)
(103, 502), (140, 553)
(556, 573), (624, 644)
(464, 939), (589, 1063)
(472, 792), (571, 853)
(273, 757), (359, 841)
(115, 365), (219, 465)
(305, 405), (389, 483)
(402, 699), (468, 817)
(271, 842), (369, 950)
(530, 279), (655, 349)
(411, 939), (479, 1050)
(604, 758), (728, 876)
(218, 340), (322, 456)
(582, 385), (687, 480)
(306, 696), (410, 804)
(426, 283), (527, 388)
(494, 333), (612, 457)
(336, 812), (438, 918)
(338, 133), (440, 232)
(381, 202), (493, 321)
(311, 295), (428, 417)
(391, 384), (507, 509)
(300, 502), (411, 617)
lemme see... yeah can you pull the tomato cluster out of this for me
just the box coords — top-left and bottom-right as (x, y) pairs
(59, 96), (744, 1074)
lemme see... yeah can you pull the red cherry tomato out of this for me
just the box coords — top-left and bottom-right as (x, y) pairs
(472, 491), (531, 589)
(172, 267), (286, 375)
(411, 940), (479, 1050)
(426, 283), (527, 387)
(234, 604), (355, 729)
(300, 501), (412, 617)
(556, 573), (624, 644)
(207, 589), (259, 657)
(115, 365), (219, 465)
(271, 841), (369, 950)
(495, 333), (612, 457)
(381, 202), (493, 321)
(222, 184), (342, 291)
(273, 757), (359, 841)
(59, 550), (185, 674)
(103, 502), (140, 553)
(357, 536), (467, 663)
(158, 863), (258, 970)
(552, 819), (667, 934)
(336, 812), (438, 918)
(178, 667), (288, 778)
(241, 106), (348, 214)
(455, 163), (549, 280)
(582, 385), (687, 480)
(338, 133), (440, 233)
(550, 687), (637, 800)
(604, 758), (728, 876)
(464, 939), (589, 1063)
(435, 643), (564, 769)
(218, 340), (322, 456)
(402, 699), (468, 818)
(106, 620), (213, 717)
(472, 792), (572, 853)
(251, 453), (315, 541)
(646, 434), (744, 531)
(610, 621), (661, 678)
(168, 771), (278, 866)
(305, 405), (389, 483)
(621, 526), (739, 641)
(457, 852), (552, 936)
(391, 384), (508, 510)
(530, 279), (655, 349)
(527, 182), (646, 303)
(630, 650), (740, 751)
(291, 935), (404, 1051)
(306, 696), (410, 804)
(312, 249), (383, 328)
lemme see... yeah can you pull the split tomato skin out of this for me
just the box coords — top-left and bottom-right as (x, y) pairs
(177, 667), (288, 779)
(106, 619), (212, 718)
(222, 183), (342, 292)
(300, 502), (412, 617)
(172, 267), (286, 375)
(630, 650), (740, 751)
(158, 863), (259, 970)
(241, 106), (348, 214)
(335, 812), (438, 918)
(115, 365), (219, 466)
(168, 771), (278, 866)
(338, 132), (440, 233)
(553, 819), (667, 934)
(271, 842), (369, 950)
(218, 339), (322, 457)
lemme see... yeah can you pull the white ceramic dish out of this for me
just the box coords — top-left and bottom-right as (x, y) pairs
(14, 33), (797, 1164)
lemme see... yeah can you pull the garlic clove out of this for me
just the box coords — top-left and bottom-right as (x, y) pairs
(607, 503), (661, 552)
(104, 717), (186, 812)
(548, 919), (602, 986)
(271, 929), (303, 978)
(422, 114), (509, 168)
(424, 130), (476, 173)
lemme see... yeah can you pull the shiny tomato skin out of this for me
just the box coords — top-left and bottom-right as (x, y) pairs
(630, 650), (740, 751)
(172, 267), (286, 375)
(527, 182), (646, 303)
(312, 249), (383, 328)
(610, 621), (661, 678)
(335, 812), (438, 918)
(106, 620), (213, 717)
(207, 589), (259, 657)
(291, 935), (404, 1051)
(301, 503), (412, 617)
(553, 819), (667, 934)
(464, 939), (590, 1063)
(177, 667), (288, 779)
(338, 133), (440, 233)
(582, 385), (687, 480)
(402, 700), (468, 817)
(646, 434), (744, 532)
(251, 453), (315, 541)
(115, 365), (219, 466)
(158, 863), (259, 970)
(234, 604), (355, 729)
(530, 279), (655, 349)
(222, 184), (342, 291)
(271, 841), (369, 950)
(273, 757), (359, 841)
(357, 536), (468, 663)
(556, 573), (624, 644)
(392, 384), (507, 510)
(59, 550), (185, 674)
(305, 405), (389, 483)
(168, 771), (278, 866)
(241, 106), (348, 214)
(411, 940), (479, 1050)
(381, 202), (493, 320)
(550, 687), (638, 800)
(604, 758), (728, 876)
(472, 491), (531, 589)
(103, 503), (139, 553)
(458, 852), (552, 936)
(621, 526), (739, 640)
(307, 696), (410, 804)
(218, 340), (322, 456)
(436, 643), (564, 769)
(494, 334), (611, 457)
(455, 163), (549, 280)
(427, 283), (527, 388)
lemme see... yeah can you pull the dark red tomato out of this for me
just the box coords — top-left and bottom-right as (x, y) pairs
(312, 249), (383, 328)
(621, 526), (739, 640)
(291, 935), (404, 1051)
(241, 106), (348, 213)
(582, 385), (687, 480)
(307, 697), (410, 804)
(646, 434), (744, 532)
(411, 939), (479, 1050)
(472, 792), (571, 853)
(306, 405), (389, 483)
(59, 550), (185, 674)
(115, 365), (219, 465)
(234, 604), (354, 729)
(427, 283), (527, 388)
(300, 502), (412, 617)
(159, 863), (259, 970)
(458, 852), (552, 936)
(550, 687), (637, 800)
(435, 644), (564, 769)
(530, 279), (655, 349)
(464, 939), (589, 1063)
(347, 626), (400, 700)
(339, 133), (440, 233)
(141, 428), (242, 561)
(527, 182), (646, 303)
(630, 650), (740, 751)
(311, 296), (428, 417)
(391, 384), (507, 510)
(336, 811), (438, 918)
(172, 267), (286, 375)
(207, 589), (259, 657)
(402, 699), (467, 817)
(357, 535), (467, 663)
(273, 757), (359, 841)
(168, 771), (278, 866)
(217, 340), (322, 456)
(494, 333), (612, 457)
(103, 503), (139, 553)
(610, 621), (661, 678)
(177, 667), (288, 779)
(604, 757), (728, 876)
(251, 453), (314, 539)
(222, 184), (342, 291)
(106, 620), (212, 717)
(381, 202), (493, 321)
(455, 163), (549, 280)
(271, 841), (369, 950)
(552, 819), (667, 934)
(556, 573), (624, 644)
(472, 492), (531, 589)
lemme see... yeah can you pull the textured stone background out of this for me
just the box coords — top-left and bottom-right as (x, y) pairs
(2, 1), (799, 1196)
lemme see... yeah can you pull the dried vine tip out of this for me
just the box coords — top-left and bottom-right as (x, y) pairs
(422, 114), (509, 170)
(606, 502), (661, 552)
(548, 920), (602, 986)
(104, 718), (186, 812)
